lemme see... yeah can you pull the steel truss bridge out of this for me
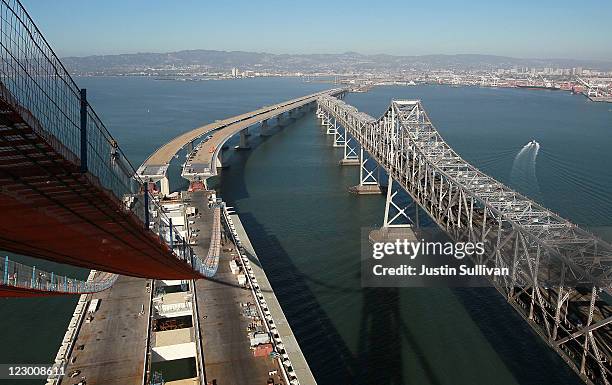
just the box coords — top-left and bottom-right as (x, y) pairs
(317, 95), (612, 385)
(0, 0), (221, 296)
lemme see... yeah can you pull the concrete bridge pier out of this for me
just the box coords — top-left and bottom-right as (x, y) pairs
(216, 151), (225, 169)
(288, 109), (296, 120)
(260, 119), (272, 137)
(141, 175), (171, 197)
(277, 113), (284, 128)
(236, 128), (250, 150)
(349, 148), (382, 194)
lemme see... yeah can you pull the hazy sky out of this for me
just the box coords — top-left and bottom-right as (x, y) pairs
(20, 0), (612, 60)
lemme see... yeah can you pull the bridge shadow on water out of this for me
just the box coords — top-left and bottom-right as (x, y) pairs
(235, 212), (359, 384)
(236, 212), (445, 385)
(213, 113), (446, 385)
(451, 287), (583, 385)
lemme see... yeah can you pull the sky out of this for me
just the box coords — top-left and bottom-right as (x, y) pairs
(20, 0), (612, 60)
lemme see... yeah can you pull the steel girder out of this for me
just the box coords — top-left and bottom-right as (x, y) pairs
(317, 95), (612, 385)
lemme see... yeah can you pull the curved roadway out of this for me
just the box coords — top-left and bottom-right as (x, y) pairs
(138, 88), (346, 180)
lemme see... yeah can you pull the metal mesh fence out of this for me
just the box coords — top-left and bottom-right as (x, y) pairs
(0, 0), (210, 280)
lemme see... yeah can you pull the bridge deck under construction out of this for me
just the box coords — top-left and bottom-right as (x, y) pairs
(141, 91), (330, 170)
(60, 275), (151, 385)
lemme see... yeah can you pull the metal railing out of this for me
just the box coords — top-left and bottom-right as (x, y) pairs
(220, 207), (300, 385)
(0, 255), (117, 293)
(0, 0), (216, 280)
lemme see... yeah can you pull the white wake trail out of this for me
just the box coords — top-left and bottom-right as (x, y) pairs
(510, 141), (542, 202)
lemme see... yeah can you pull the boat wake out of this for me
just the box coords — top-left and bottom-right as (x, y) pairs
(510, 140), (542, 202)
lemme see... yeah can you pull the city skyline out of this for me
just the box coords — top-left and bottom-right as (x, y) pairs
(21, 0), (612, 61)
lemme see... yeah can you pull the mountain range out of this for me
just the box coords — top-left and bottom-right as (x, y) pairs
(61, 50), (612, 74)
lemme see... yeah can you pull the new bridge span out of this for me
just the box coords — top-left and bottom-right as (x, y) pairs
(137, 88), (346, 194)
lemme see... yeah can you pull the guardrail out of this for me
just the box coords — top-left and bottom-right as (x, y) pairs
(45, 270), (100, 385)
(1, 255), (117, 294)
(220, 206), (301, 385)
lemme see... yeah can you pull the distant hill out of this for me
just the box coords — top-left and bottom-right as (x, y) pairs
(61, 50), (612, 74)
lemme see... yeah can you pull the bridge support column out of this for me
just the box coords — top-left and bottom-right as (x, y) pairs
(369, 175), (416, 248)
(316, 105), (324, 121)
(325, 116), (336, 135)
(260, 119), (272, 137)
(160, 176), (170, 197)
(236, 128), (250, 150)
(383, 175), (412, 228)
(288, 109), (297, 120)
(317, 110), (335, 135)
(277, 113), (284, 128)
(327, 117), (336, 135)
(349, 148), (381, 194)
(333, 124), (346, 147)
(340, 136), (358, 165)
(216, 152), (224, 168)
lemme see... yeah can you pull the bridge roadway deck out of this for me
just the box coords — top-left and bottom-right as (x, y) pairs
(230, 214), (318, 385)
(60, 275), (151, 385)
(186, 189), (278, 384)
(139, 89), (343, 179)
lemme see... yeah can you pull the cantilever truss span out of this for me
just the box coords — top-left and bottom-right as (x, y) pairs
(317, 95), (612, 384)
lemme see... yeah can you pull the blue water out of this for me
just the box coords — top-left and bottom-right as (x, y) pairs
(1, 77), (610, 385)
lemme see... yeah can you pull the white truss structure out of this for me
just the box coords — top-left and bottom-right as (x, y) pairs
(383, 176), (413, 228)
(333, 125), (346, 147)
(343, 136), (359, 163)
(359, 148), (378, 186)
(317, 95), (612, 384)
